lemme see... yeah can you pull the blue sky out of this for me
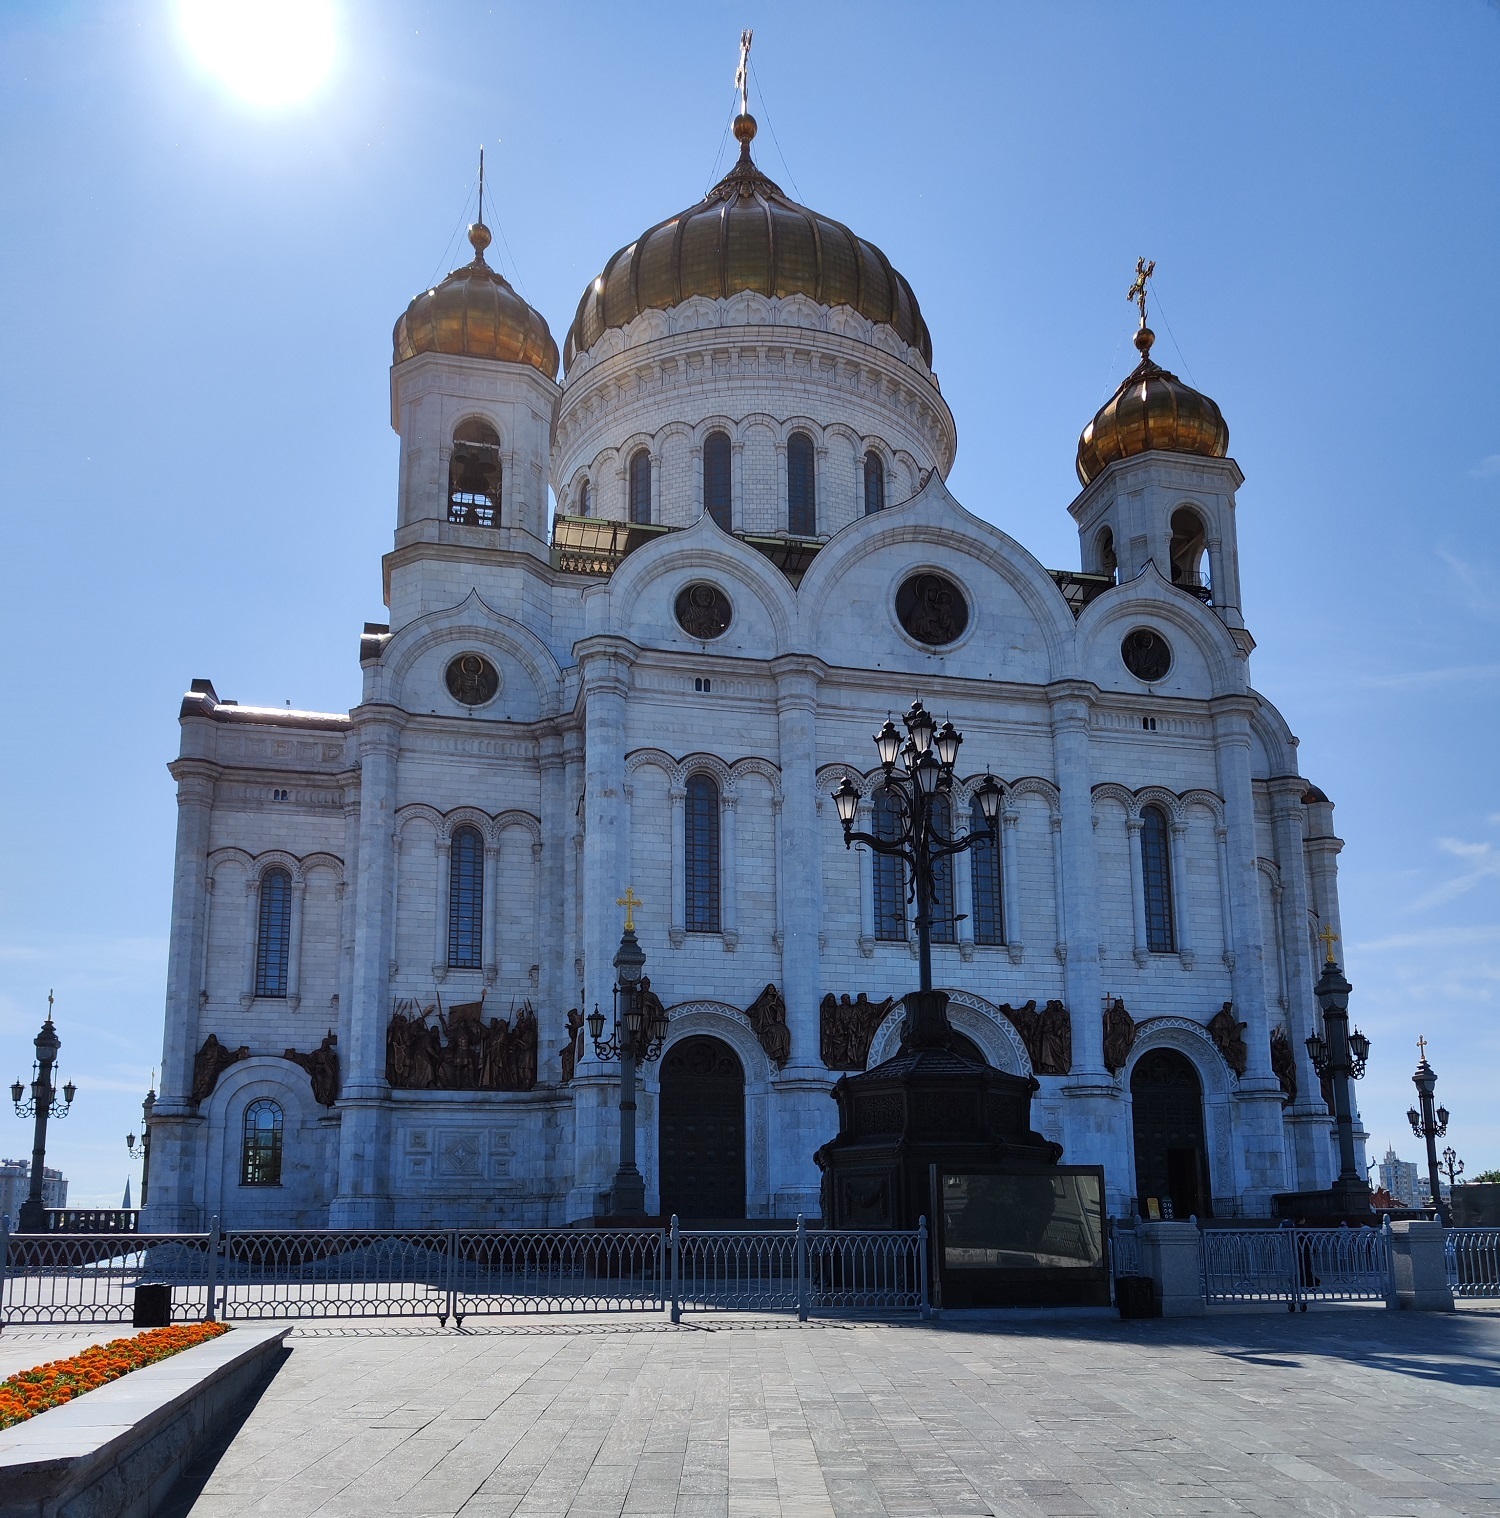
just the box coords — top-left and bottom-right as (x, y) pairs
(2, 2), (1497, 1206)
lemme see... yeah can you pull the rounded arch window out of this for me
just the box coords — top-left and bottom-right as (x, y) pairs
(1121, 627), (1172, 682)
(863, 450), (886, 515)
(787, 431), (816, 535)
(895, 571), (969, 645)
(241, 1099), (284, 1186)
(449, 418), (501, 527)
(578, 478), (591, 517)
(703, 430), (732, 530)
(1169, 507), (1209, 594)
(445, 652), (500, 707)
(253, 867), (292, 999)
(629, 448), (652, 525)
(674, 582), (733, 640)
(1096, 526), (1118, 577)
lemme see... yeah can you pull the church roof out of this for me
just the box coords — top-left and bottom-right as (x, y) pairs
(563, 114), (931, 373)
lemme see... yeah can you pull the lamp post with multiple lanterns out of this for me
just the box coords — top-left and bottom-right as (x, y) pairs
(1302, 930), (1373, 1213)
(587, 890), (669, 1217)
(126, 1080), (156, 1209)
(832, 700), (1002, 1047)
(10, 993), (77, 1232)
(1408, 1039), (1452, 1224)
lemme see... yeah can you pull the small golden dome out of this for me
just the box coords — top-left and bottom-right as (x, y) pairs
(394, 223), (559, 379)
(1076, 325), (1228, 486)
(564, 115), (931, 372)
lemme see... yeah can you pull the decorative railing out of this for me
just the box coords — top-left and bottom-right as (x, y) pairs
(43, 1208), (141, 1234)
(1201, 1224), (1391, 1309)
(1446, 1228), (1500, 1298)
(1108, 1223), (1141, 1279)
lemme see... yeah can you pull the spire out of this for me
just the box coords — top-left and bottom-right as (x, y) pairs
(1128, 256), (1157, 361)
(468, 144), (492, 262)
(732, 28), (757, 161)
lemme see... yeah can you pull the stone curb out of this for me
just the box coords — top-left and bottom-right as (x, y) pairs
(0, 1323), (290, 1518)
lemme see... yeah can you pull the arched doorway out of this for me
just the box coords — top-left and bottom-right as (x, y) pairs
(658, 1036), (746, 1220)
(1130, 1048), (1212, 1219)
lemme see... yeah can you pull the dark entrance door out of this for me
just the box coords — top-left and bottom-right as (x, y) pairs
(658, 1036), (746, 1220)
(1130, 1048), (1212, 1219)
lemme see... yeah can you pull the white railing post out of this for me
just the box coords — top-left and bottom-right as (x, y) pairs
(1383, 1216), (1398, 1309)
(205, 1215), (221, 1322)
(0, 1213), (10, 1332)
(796, 1214), (808, 1322)
(669, 1215), (681, 1324)
(447, 1228), (460, 1327)
(917, 1217), (930, 1319)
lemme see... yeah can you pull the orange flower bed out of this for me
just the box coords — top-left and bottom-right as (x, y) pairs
(0, 1322), (228, 1429)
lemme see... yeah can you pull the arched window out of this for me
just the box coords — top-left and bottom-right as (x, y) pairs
(448, 418), (501, 527)
(684, 773), (721, 932)
(254, 867), (292, 999)
(447, 825), (485, 969)
(970, 797), (1004, 945)
(929, 793), (956, 943)
(1141, 805), (1175, 953)
(1096, 526), (1118, 578)
(787, 431), (816, 536)
(863, 450), (886, 515)
(873, 788), (906, 941)
(629, 448), (652, 525)
(1169, 507), (1208, 598)
(241, 1099), (284, 1187)
(703, 430), (732, 531)
(578, 478), (591, 517)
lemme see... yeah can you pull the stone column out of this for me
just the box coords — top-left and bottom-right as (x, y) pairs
(483, 837), (501, 986)
(1270, 778), (1333, 1190)
(538, 728), (568, 1081)
(954, 807), (975, 961)
(721, 790), (739, 950)
(1169, 818), (1193, 969)
(855, 797), (875, 956)
(1125, 816), (1148, 967)
(336, 784), (361, 1056)
(432, 834), (451, 981)
(330, 703), (405, 1228)
(1000, 804), (1024, 963)
(1210, 697), (1289, 1212)
(147, 758), (218, 1231)
(770, 655), (830, 1216)
(286, 878), (306, 1011)
(669, 783), (687, 947)
(239, 876), (260, 1006)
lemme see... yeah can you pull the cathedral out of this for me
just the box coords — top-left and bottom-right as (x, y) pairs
(144, 99), (1358, 1233)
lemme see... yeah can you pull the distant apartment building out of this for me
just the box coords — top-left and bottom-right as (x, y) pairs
(1378, 1146), (1421, 1207)
(0, 1158), (68, 1220)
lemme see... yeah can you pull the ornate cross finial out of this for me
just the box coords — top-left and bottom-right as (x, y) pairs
(47, 989), (54, 1014)
(1317, 923), (1339, 964)
(477, 144), (485, 227)
(617, 886), (643, 932)
(1128, 257), (1156, 324)
(1417, 1034), (1429, 1062)
(735, 29), (753, 116)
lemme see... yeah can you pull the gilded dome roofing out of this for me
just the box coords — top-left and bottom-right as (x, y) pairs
(1076, 324), (1228, 486)
(563, 114), (931, 373)
(394, 223), (559, 380)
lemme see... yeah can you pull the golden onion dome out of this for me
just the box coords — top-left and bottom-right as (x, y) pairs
(394, 222), (559, 380)
(563, 114), (931, 373)
(1076, 324), (1228, 486)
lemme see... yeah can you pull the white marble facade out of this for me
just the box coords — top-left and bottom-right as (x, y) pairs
(145, 127), (1358, 1232)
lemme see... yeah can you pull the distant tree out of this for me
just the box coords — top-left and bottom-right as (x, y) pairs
(1471, 1169), (1500, 1184)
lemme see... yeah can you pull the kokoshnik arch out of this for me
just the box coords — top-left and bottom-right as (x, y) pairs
(145, 93), (1357, 1231)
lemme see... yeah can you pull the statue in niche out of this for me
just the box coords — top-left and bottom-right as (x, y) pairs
(820, 992), (894, 1071)
(745, 983), (791, 1068)
(560, 1009), (584, 1083)
(1206, 1002), (1248, 1078)
(284, 1031), (340, 1107)
(192, 1034), (249, 1103)
(1269, 1025), (1297, 1101)
(1102, 997), (1137, 1076)
(385, 997), (538, 1091)
(998, 999), (1073, 1076)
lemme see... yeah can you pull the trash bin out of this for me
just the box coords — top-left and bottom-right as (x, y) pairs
(1115, 1275), (1159, 1319)
(133, 1283), (172, 1327)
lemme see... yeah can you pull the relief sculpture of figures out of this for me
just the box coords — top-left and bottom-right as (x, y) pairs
(192, 1033), (249, 1103)
(560, 1008), (584, 1083)
(820, 992), (894, 1071)
(1102, 997), (1137, 1075)
(1269, 1025), (1297, 1101)
(386, 997), (538, 1091)
(745, 983), (791, 1069)
(284, 1031), (340, 1107)
(1206, 1001), (1248, 1078)
(998, 999), (1073, 1076)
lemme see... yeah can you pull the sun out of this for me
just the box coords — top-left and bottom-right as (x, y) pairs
(178, 0), (337, 109)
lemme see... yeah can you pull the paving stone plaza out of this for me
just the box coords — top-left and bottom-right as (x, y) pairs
(90, 1306), (1498, 1518)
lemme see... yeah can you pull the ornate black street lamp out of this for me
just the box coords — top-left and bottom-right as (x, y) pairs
(126, 1080), (155, 1209)
(1302, 929), (1372, 1214)
(588, 890), (669, 1217)
(1407, 1038), (1451, 1224)
(1441, 1146), (1464, 1193)
(10, 993), (77, 1232)
(832, 700), (1002, 1046)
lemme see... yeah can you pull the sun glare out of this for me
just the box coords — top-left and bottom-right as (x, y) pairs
(178, 0), (337, 108)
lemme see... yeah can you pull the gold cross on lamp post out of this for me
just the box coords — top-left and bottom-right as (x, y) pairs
(616, 886), (642, 932)
(1417, 1034), (1428, 1062)
(1317, 923), (1339, 964)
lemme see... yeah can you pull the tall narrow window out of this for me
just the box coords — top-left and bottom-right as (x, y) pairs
(873, 788), (907, 941)
(684, 774), (721, 932)
(448, 418), (502, 527)
(1169, 507), (1209, 597)
(254, 867), (292, 998)
(578, 479), (591, 517)
(863, 450), (886, 515)
(1141, 805), (1175, 953)
(929, 793), (956, 943)
(629, 449), (652, 525)
(448, 825), (484, 969)
(240, 1100), (284, 1187)
(703, 430), (732, 531)
(970, 797), (1005, 945)
(787, 431), (816, 536)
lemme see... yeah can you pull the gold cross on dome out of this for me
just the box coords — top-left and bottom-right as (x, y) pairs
(1417, 1034), (1429, 1061)
(1317, 923), (1339, 963)
(617, 886), (642, 932)
(1128, 257), (1156, 323)
(736, 29), (754, 116)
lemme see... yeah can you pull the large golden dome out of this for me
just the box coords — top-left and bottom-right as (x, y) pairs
(394, 223), (559, 379)
(1076, 325), (1228, 485)
(563, 115), (931, 373)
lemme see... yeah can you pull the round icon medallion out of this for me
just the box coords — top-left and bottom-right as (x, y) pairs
(445, 652), (501, 706)
(1120, 628), (1172, 682)
(674, 582), (733, 640)
(895, 572), (969, 646)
